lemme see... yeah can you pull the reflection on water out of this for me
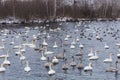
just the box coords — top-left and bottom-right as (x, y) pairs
(0, 21), (120, 80)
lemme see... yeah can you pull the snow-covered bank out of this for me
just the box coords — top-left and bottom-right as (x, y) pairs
(0, 17), (120, 25)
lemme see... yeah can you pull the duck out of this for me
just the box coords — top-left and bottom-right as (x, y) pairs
(52, 56), (59, 64)
(48, 63), (55, 76)
(24, 61), (31, 72)
(84, 62), (93, 71)
(88, 48), (94, 57)
(70, 56), (76, 68)
(0, 64), (6, 72)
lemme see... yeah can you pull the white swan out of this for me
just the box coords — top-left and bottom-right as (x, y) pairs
(70, 44), (75, 49)
(103, 53), (113, 63)
(42, 38), (48, 46)
(0, 64), (6, 72)
(3, 56), (10, 65)
(88, 48), (94, 57)
(24, 61), (31, 72)
(44, 47), (54, 55)
(40, 51), (47, 61)
(48, 63), (55, 75)
(84, 63), (93, 71)
(71, 39), (76, 45)
(76, 36), (79, 42)
(20, 53), (26, 60)
(53, 42), (58, 48)
(10, 37), (15, 45)
(89, 51), (99, 60)
(79, 43), (84, 48)
(104, 42), (109, 49)
(52, 56), (59, 64)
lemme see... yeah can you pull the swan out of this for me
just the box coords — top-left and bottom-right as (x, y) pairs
(70, 56), (76, 68)
(44, 57), (52, 68)
(104, 42), (109, 49)
(77, 57), (84, 70)
(62, 58), (68, 71)
(79, 43), (84, 49)
(44, 47), (54, 55)
(24, 61), (31, 72)
(20, 53), (26, 60)
(76, 49), (83, 56)
(42, 38), (48, 46)
(10, 37), (15, 45)
(48, 63), (55, 75)
(103, 53), (113, 63)
(89, 51), (99, 60)
(0, 64), (6, 72)
(88, 48), (94, 57)
(53, 42), (58, 48)
(76, 36), (79, 42)
(47, 33), (50, 39)
(56, 49), (66, 59)
(117, 52), (120, 59)
(71, 39), (76, 45)
(52, 56), (59, 64)
(64, 37), (69, 41)
(3, 56), (10, 65)
(40, 51), (47, 61)
(106, 61), (119, 72)
(70, 44), (75, 49)
(84, 63), (93, 71)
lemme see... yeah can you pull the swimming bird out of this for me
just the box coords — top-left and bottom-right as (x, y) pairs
(89, 51), (99, 60)
(52, 56), (59, 64)
(88, 48), (94, 57)
(104, 42), (109, 49)
(48, 63), (55, 76)
(24, 61), (31, 72)
(84, 62), (93, 71)
(0, 64), (6, 72)
(62, 58), (68, 72)
(70, 56), (76, 69)
(40, 50), (47, 61)
(77, 57), (84, 70)
(3, 56), (10, 65)
(103, 53), (113, 63)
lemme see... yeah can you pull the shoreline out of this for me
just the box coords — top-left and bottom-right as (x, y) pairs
(0, 17), (120, 25)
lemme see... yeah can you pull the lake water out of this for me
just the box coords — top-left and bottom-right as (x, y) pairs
(0, 21), (120, 80)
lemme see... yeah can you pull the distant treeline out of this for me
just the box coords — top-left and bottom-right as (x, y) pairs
(0, 0), (120, 20)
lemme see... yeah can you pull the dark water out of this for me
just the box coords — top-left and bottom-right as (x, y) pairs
(0, 21), (120, 80)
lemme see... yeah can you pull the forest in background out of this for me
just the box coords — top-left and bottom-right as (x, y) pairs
(0, 0), (120, 20)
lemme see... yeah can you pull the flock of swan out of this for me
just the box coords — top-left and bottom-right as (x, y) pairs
(0, 21), (120, 79)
